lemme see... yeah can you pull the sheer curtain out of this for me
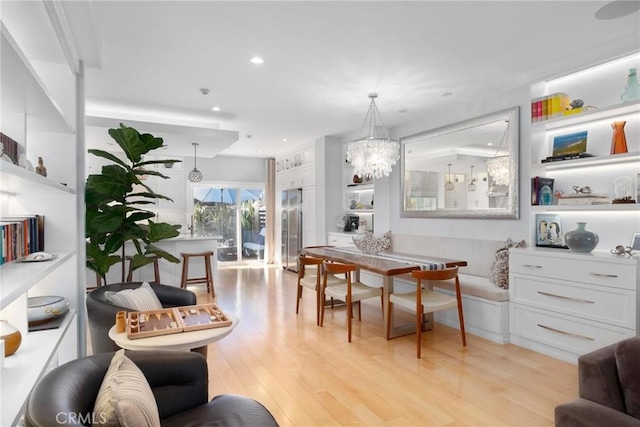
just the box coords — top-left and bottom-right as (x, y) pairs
(264, 158), (276, 264)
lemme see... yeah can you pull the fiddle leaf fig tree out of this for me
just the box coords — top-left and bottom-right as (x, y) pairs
(86, 123), (182, 284)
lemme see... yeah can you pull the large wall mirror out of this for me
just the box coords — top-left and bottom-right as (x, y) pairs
(400, 107), (519, 219)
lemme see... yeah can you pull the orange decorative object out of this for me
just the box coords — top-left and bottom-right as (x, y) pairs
(610, 121), (628, 154)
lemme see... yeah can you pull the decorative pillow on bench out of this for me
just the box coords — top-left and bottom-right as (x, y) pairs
(489, 238), (526, 289)
(353, 231), (392, 255)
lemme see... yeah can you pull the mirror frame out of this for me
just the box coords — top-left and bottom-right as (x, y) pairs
(399, 107), (520, 219)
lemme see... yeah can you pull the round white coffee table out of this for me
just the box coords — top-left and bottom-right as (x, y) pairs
(108, 312), (239, 352)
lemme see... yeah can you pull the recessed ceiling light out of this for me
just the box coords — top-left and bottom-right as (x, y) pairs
(595, 0), (640, 20)
(211, 106), (221, 112)
(487, 142), (494, 146)
(250, 56), (264, 64)
(199, 88), (211, 95)
(398, 109), (407, 114)
(282, 138), (287, 142)
(442, 91), (453, 97)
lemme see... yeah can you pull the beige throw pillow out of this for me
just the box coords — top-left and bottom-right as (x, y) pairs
(93, 349), (161, 426)
(105, 282), (162, 311)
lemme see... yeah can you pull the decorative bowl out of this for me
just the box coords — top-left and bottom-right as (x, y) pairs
(27, 296), (70, 324)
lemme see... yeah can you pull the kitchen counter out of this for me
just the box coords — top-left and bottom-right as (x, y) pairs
(87, 236), (220, 288)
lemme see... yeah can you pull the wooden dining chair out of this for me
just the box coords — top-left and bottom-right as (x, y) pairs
(321, 260), (383, 342)
(297, 254), (343, 325)
(387, 266), (466, 358)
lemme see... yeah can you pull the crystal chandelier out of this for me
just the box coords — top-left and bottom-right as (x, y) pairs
(486, 124), (510, 186)
(346, 93), (399, 179)
(486, 156), (509, 186)
(188, 143), (202, 182)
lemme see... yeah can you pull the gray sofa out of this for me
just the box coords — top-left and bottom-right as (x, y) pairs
(24, 350), (278, 426)
(555, 336), (640, 426)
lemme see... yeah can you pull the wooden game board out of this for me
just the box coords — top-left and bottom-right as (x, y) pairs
(125, 303), (233, 339)
(176, 303), (233, 332)
(126, 308), (184, 339)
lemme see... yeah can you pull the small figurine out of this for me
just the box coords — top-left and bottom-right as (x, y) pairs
(572, 185), (592, 194)
(570, 99), (584, 109)
(35, 156), (47, 177)
(611, 245), (633, 256)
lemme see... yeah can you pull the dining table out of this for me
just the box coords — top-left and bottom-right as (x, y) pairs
(299, 246), (468, 339)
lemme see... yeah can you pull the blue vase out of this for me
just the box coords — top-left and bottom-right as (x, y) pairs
(565, 222), (599, 253)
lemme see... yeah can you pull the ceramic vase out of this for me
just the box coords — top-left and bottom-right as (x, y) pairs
(0, 320), (22, 357)
(610, 121), (628, 155)
(564, 222), (599, 253)
(621, 67), (640, 102)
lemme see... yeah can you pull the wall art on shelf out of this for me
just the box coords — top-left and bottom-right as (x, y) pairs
(552, 131), (588, 157)
(535, 213), (567, 248)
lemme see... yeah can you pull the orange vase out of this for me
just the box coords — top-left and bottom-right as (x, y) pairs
(610, 121), (628, 154)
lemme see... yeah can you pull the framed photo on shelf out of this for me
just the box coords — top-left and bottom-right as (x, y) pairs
(535, 213), (567, 248)
(552, 131), (588, 156)
(631, 232), (640, 251)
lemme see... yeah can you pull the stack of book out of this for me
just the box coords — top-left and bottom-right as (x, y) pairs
(0, 215), (45, 264)
(557, 193), (610, 206)
(531, 176), (554, 205)
(531, 93), (570, 122)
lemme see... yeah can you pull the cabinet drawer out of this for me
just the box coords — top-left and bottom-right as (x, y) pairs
(327, 233), (356, 248)
(510, 253), (636, 290)
(510, 304), (635, 356)
(510, 275), (636, 329)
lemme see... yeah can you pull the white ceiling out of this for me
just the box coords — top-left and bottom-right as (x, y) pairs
(55, 1), (640, 159)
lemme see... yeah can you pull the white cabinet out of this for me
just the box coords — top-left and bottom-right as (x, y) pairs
(509, 248), (639, 363)
(529, 53), (640, 248)
(0, 9), (82, 426)
(276, 165), (315, 190)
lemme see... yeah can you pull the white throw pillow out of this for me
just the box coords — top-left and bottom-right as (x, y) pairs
(92, 349), (161, 427)
(105, 282), (163, 311)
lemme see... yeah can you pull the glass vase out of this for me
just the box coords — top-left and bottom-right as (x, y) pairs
(564, 222), (599, 253)
(621, 67), (640, 102)
(610, 121), (628, 154)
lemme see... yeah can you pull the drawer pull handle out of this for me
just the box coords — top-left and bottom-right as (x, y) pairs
(521, 264), (543, 269)
(537, 324), (595, 341)
(590, 273), (618, 278)
(537, 291), (595, 304)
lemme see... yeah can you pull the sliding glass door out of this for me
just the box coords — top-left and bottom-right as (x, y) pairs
(192, 186), (265, 263)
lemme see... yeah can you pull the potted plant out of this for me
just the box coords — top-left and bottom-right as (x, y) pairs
(86, 123), (182, 284)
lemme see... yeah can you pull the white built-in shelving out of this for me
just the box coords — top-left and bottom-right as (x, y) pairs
(0, 5), (82, 426)
(529, 52), (640, 250)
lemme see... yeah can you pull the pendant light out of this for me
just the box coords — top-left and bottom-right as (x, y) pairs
(188, 143), (202, 182)
(445, 163), (455, 191)
(346, 93), (400, 179)
(467, 165), (477, 192)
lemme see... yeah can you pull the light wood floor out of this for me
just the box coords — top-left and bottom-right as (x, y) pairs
(189, 264), (577, 427)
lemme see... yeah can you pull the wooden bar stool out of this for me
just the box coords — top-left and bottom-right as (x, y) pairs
(180, 251), (215, 295)
(126, 255), (161, 283)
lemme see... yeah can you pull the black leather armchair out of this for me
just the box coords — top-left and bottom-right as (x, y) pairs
(86, 282), (197, 354)
(24, 350), (279, 426)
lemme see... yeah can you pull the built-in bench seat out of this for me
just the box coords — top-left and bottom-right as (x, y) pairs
(389, 234), (510, 344)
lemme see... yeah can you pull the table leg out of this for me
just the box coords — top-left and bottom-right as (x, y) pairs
(384, 275), (416, 339)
